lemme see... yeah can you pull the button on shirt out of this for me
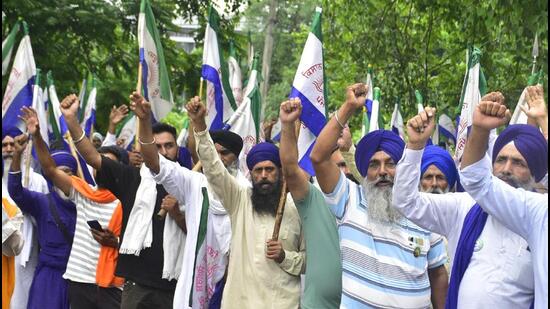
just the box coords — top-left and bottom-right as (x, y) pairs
(460, 154), (547, 309)
(195, 129), (305, 309)
(324, 171), (447, 309)
(393, 148), (535, 308)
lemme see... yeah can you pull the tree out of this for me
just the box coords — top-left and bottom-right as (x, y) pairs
(323, 0), (548, 138)
(2, 0), (246, 133)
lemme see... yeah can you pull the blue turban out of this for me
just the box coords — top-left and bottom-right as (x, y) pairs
(2, 127), (22, 140)
(355, 130), (405, 177)
(246, 142), (281, 171)
(421, 145), (458, 189)
(178, 147), (193, 170)
(492, 124), (548, 182)
(51, 151), (78, 174)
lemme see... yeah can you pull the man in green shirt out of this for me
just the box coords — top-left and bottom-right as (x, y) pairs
(279, 98), (342, 308)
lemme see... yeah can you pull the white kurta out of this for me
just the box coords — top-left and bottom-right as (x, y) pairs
(195, 129), (305, 309)
(153, 154), (231, 309)
(460, 154), (548, 309)
(393, 148), (535, 309)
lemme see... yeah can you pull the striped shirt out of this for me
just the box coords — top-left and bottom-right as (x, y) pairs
(324, 172), (447, 309)
(62, 187), (118, 285)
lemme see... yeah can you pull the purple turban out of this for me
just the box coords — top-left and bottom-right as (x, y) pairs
(355, 130), (405, 177)
(492, 124), (548, 182)
(51, 151), (78, 174)
(246, 142), (281, 171)
(178, 147), (193, 170)
(2, 127), (22, 140)
(421, 145), (458, 189)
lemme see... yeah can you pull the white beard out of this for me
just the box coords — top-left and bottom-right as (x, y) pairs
(227, 160), (239, 177)
(362, 177), (403, 224)
(3, 157), (12, 179)
(421, 186), (450, 194)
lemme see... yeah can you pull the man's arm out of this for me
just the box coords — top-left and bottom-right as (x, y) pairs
(20, 107), (72, 195)
(60, 94), (103, 169)
(461, 92), (509, 169)
(428, 265), (448, 309)
(8, 135), (45, 218)
(310, 83), (367, 194)
(276, 231), (306, 276)
(523, 85), (548, 140)
(129, 92), (159, 173)
(459, 93), (546, 240)
(279, 98), (309, 201)
(186, 96), (243, 214)
(392, 108), (465, 236)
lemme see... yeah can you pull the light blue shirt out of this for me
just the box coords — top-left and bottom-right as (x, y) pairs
(460, 154), (548, 309)
(324, 171), (447, 308)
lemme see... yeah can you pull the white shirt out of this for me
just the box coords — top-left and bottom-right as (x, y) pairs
(393, 148), (535, 309)
(460, 154), (548, 309)
(152, 154), (231, 309)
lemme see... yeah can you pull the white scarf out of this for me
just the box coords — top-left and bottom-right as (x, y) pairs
(162, 201), (186, 280)
(119, 165), (155, 255)
(119, 164), (186, 281)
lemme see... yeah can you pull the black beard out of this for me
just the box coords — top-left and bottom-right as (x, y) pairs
(251, 177), (282, 216)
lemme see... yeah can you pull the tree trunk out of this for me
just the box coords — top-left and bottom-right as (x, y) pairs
(260, 0), (278, 120)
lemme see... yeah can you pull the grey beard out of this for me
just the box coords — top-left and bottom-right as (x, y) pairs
(362, 177), (402, 224)
(3, 158), (12, 179)
(227, 160), (239, 177)
(495, 172), (535, 191)
(421, 186), (449, 194)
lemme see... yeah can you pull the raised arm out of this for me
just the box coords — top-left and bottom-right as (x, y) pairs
(7, 135), (44, 218)
(279, 98), (309, 201)
(459, 93), (546, 239)
(128, 92), (159, 173)
(187, 96), (243, 214)
(60, 94), (102, 169)
(392, 107), (464, 236)
(310, 83), (367, 193)
(20, 107), (72, 195)
(523, 85), (548, 140)
(461, 92), (510, 169)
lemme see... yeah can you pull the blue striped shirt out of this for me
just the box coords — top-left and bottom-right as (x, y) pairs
(324, 173), (447, 309)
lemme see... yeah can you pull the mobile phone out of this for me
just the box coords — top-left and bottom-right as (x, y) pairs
(87, 220), (103, 231)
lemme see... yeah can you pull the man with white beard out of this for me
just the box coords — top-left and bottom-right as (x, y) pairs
(392, 99), (537, 309)
(310, 83), (448, 309)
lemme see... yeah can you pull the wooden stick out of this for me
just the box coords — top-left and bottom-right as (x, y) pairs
(157, 161), (203, 218)
(65, 132), (84, 179)
(199, 77), (204, 99)
(272, 120), (302, 240)
(23, 140), (33, 187)
(135, 63), (143, 152)
(271, 180), (287, 240)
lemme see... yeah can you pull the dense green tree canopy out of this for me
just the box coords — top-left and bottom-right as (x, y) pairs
(2, 0), (547, 140)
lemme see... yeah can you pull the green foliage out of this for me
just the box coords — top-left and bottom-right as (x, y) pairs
(3, 0), (547, 143)
(240, 0), (322, 121)
(2, 0), (244, 133)
(323, 0), (548, 140)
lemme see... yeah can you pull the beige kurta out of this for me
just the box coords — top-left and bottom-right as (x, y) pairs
(195, 129), (305, 309)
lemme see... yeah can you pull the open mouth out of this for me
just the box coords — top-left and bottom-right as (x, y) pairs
(376, 180), (393, 187)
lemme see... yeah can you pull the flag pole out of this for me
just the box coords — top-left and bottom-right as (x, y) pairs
(64, 132), (84, 179)
(272, 120), (301, 240)
(23, 140), (33, 187)
(531, 33), (539, 75)
(135, 63), (143, 152)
